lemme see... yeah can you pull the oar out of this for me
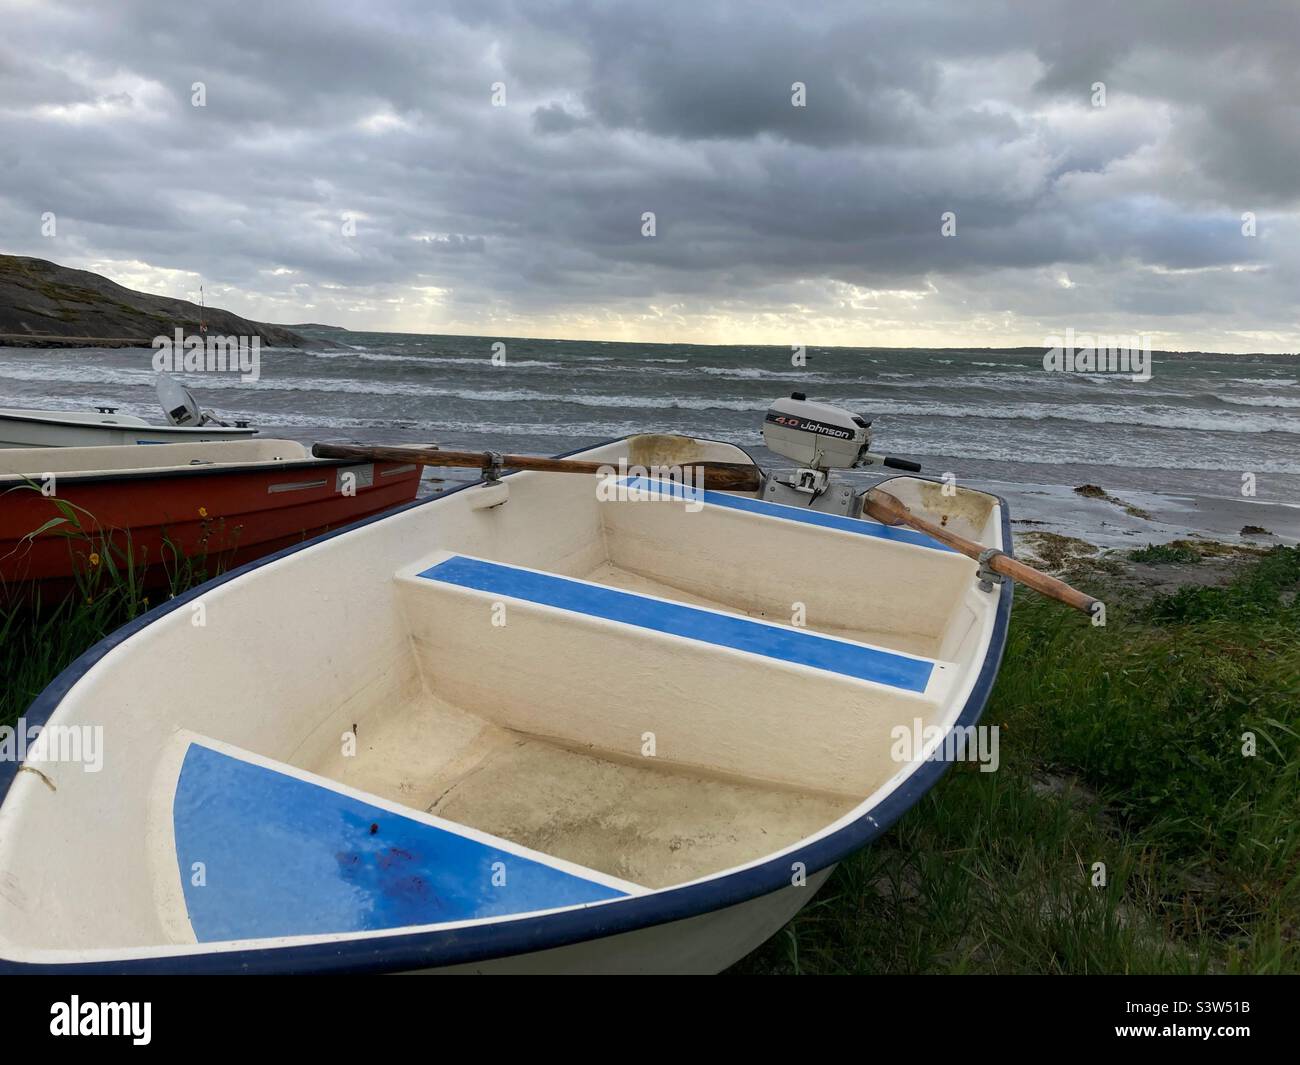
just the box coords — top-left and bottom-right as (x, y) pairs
(864, 487), (1101, 615)
(311, 442), (764, 492)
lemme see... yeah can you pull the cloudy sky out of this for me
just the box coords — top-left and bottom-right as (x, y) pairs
(1, 0), (1297, 350)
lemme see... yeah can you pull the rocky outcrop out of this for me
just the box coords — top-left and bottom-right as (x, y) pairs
(0, 254), (306, 348)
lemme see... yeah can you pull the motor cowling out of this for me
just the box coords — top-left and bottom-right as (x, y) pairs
(762, 392), (872, 470)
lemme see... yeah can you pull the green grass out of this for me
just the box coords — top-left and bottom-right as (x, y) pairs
(0, 499), (224, 728)
(734, 546), (1300, 974)
(1129, 542), (1202, 565)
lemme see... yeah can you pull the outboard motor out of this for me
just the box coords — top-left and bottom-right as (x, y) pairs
(761, 392), (922, 515)
(156, 374), (230, 427)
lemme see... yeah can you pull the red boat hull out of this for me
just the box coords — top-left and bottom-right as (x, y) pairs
(0, 459), (421, 602)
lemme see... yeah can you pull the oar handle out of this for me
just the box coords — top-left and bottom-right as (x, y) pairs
(310, 443), (763, 492)
(983, 550), (1099, 614)
(865, 487), (1101, 616)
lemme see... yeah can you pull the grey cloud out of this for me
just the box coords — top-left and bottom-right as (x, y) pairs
(0, 0), (1296, 346)
(532, 103), (590, 135)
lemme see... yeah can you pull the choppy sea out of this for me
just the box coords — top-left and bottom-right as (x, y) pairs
(3, 332), (1297, 547)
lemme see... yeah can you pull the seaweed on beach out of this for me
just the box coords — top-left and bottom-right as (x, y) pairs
(1129, 542), (1202, 565)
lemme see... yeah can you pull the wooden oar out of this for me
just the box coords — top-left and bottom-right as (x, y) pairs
(865, 487), (1101, 616)
(311, 442), (764, 492)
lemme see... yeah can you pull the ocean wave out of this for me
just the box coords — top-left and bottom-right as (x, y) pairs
(306, 350), (562, 369)
(254, 416), (1300, 473)
(694, 366), (827, 381)
(248, 410), (656, 439)
(857, 398), (1300, 434)
(4, 360), (1300, 433)
(6, 391), (1298, 475)
(0, 363), (559, 404)
(894, 444), (1300, 474)
(1219, 395), (1300, 409)
(286, 354), (1244, 399)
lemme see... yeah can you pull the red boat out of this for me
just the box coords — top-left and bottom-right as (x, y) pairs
(0, 439), (423, 602)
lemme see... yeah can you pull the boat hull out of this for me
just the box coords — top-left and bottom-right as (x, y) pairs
(0, 457), (422, 601)
(0, 410), (256, 448)
(430, 867), (834, 974)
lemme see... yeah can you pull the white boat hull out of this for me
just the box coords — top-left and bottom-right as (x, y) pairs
(0, 408), (256, 447)
(430, 867), (834, 974)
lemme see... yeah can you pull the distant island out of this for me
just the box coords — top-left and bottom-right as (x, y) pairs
(0, 254), (308, 348)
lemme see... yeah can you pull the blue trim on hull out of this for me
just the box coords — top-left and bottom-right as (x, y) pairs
(419, 555), (933, 692)
(0, 454), (1011, 975)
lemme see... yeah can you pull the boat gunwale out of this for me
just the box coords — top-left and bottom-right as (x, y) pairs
(0, 410), (256, 434)
(0, 455), (418, 489)
(0, 440), (1013, 974)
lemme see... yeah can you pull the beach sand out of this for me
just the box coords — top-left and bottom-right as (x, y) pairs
(993, 479), (1300, 552)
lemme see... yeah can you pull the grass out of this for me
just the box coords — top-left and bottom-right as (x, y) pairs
(734, 545), (1300, 974)
(0, 498), (224, 728)
(1129, 541), (1202, 565)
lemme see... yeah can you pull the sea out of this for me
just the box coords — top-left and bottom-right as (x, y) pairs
(2, 332), (1298, 548)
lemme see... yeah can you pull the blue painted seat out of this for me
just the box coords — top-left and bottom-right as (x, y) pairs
(416, 555), (937, 694)
(173, 742), (630, 943)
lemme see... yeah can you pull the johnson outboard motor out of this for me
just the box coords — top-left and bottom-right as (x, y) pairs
(157, 374), (232, 427)
(761, 392), (921, 515)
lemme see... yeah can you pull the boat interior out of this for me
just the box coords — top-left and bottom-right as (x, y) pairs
(0, 436), (1003, 956)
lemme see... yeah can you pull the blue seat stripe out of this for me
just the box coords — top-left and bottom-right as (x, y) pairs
(174, 744), (626, 943)
(418, 555), (934, 693)
(618, 476), (952, 552)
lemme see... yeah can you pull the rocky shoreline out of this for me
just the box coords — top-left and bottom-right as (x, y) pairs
(0, 254), (306, 349)
(1017, 527), (1278, 599)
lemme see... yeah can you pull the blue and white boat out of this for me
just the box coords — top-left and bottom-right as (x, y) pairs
(0, 398), (1012, 973)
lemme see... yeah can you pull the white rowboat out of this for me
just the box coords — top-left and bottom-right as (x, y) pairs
(0, 408), (257, 448)
(0, 430), (1012, 973)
